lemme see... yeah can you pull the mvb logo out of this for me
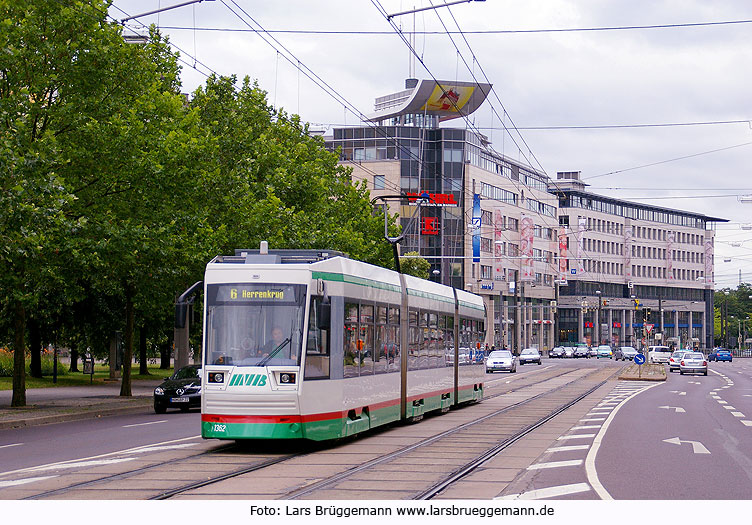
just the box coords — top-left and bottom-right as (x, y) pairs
(228, 374), (268, 387)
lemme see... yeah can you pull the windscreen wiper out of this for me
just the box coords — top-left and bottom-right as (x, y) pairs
(258, 337), (291, 367)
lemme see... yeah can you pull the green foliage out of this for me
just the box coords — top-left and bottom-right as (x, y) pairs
(400, 251), (431, 280)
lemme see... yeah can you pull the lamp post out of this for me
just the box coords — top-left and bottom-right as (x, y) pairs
(595, 290), (602, 345)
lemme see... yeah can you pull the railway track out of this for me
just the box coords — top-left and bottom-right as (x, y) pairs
(6, 363), (620, 500)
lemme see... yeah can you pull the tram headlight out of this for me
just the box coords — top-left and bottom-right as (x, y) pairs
(279, 372), (296, 384)
(208, 372), (224, 384)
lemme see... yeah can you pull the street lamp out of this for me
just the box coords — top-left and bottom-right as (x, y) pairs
(387, 0), (486, 20)
(595, 290), (602, 345)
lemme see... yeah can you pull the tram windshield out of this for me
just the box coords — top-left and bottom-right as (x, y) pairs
(205, 283), (306, 367)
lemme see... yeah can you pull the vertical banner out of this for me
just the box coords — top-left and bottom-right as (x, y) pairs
(472, 194), (481, 263)
(667, 232), (674, 280)
(558, 227), (568, 276)
(494, 208), (505, 281)
(577, 217), (586, 274)
(520, 213), (534, 281)
(704, 237), (714, 285)
(624, 220), (632, 278)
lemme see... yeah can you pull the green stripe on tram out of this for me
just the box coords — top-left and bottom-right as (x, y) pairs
(311, 271), (401, 293)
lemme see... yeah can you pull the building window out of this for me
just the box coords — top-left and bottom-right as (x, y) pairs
(481, 265), (492, 280)
(373, 175), (385, 190)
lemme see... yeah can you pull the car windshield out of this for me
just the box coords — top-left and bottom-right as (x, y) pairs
(172, 367), (201, 380)
(490, 351), (512, 358)
(671, 351), (684, 358)
(205, 283), (306, 367)
(687, 353), (704, 359)
(521, 349), (537, 355)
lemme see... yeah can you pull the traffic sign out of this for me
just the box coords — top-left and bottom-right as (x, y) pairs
(645, 323), (655, 334)
(634, 354), (646, 365)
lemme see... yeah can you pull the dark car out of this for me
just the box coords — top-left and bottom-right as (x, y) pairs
(573, 346), (589, 358)
(549, 346), (565, 358)
(153, 365), (202, 414)
(708, 348), (733, 362)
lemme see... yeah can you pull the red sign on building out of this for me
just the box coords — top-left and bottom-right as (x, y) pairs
(422, 216), (439, 235)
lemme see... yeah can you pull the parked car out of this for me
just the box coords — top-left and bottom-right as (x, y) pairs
(549, 347), (565, 358)
(563, 347), (575, 358)
(485, 350), (517, 373)
(708, 348), (733, 362)
(648, 345), (672, 364)
(573, 346), (589, 358)
(596, 345), (613, 359)
(615, 346), (638, 361)
(519, 348), (542, 365)
(679, 352), (708, 376)
(585, 345), (598, 357)
(668, 350), (687, 373)
(154, 365), (202, 414)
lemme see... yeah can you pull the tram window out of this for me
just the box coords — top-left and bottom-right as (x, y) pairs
(388, 307), (400, 325)
(420, 311), (428, 328)
(387, 325), (400, 372)
(374, 325), (387, 374)
(439, 315), (446, 330)
(305, 296), (330, 380)
(344, 302), (359, 378)
(409, 309), (418, 327)
(376, 306), (387, 324)
(360, 304), (374, 324)
(445, 328), (454, 366)
(359, 321), (374, 375)
(419, 327), (429, 369)
(409, 326), (420, 370)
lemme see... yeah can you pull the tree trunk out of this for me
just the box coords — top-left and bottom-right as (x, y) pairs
(139, 324), (149, 375)
(69, 348), (79, 372)
(29, 317), (42, 378)
(11, 301), (27, 407)
(120, 286), (134, 397)
(160, 334), (171, 369)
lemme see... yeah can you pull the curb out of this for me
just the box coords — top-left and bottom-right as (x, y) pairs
(617, 363), (667, 382)
(0, 398), (154, 430)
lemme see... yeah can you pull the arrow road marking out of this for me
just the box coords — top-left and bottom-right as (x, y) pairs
(688, 381), (701, 385)
(663, 437), (710, 454)
(670, 390), (687, 395)
(659, 406), (686, 413)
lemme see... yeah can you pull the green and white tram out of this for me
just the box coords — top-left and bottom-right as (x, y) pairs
(201, 245), (486, 441)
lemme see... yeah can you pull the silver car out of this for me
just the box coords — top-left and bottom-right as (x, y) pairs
(519, 348), (542, 365)
(679, 352), (707, 376)
(668, 350), (687, 373)
(485, 350), (517, 373)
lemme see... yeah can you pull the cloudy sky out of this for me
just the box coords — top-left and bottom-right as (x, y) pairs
(110, 0), (752, 289)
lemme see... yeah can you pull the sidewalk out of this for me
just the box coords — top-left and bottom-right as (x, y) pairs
(0, 379), (163, 430)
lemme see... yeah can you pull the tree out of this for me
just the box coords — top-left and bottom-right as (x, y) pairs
(399, 251), (431, 280)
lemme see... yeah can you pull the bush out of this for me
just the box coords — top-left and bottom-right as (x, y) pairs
(0, 350), (67, 377)
(0, 349), (12, 377)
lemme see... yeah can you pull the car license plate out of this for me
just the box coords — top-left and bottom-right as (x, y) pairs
(171, 397), (189, 403)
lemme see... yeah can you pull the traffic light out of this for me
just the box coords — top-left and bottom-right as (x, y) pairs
(643, 307), (651, 321)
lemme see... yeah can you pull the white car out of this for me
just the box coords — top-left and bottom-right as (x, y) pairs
(679, 352), (708, 376)
(648, 345), (672, 364)
(485, 350), (517, 373)
(519, 348), (542, 365)
(619, 347), (638, 361)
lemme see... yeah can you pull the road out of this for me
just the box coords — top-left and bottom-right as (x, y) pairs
(2, 357), (751, 500)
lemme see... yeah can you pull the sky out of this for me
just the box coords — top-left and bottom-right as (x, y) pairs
(109, 0), (752, 290)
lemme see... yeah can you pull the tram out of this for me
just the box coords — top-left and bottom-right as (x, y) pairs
(200, 243), (486, 441)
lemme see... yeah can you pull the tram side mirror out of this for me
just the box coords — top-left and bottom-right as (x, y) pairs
(316, 299), (331, 330)
(175, 303), (188, 329)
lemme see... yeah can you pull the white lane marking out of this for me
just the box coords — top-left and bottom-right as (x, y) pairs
(0, 435), (202, 479)
(571, 425), (602, 430)
(663, 437), (711, 454)
(0, 443), (23, 450)
(27, 458), (137, 472)
(724, 406), (736, 410)
(585, 382), (661, 500)
(546, 445), (590, 453)
(557, 434), (596, 440)
(125, 444), (197, 454)
(498, 482), (591, 500)
(579, 418), (606, 422)
(718, 400), (728, 404)
(670, 391), (687, 396)
(688, 381), (701, 385)
(741, 421), (752, 427)
(712, 396), (721, 399)
(732, 412), (745, 418)
(122, 420), (168, 428)
(0, 476), (57, 488)
(589, 407), (614, 411)
(659, 406), (686, 413)
(527, 459), (583, 470)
